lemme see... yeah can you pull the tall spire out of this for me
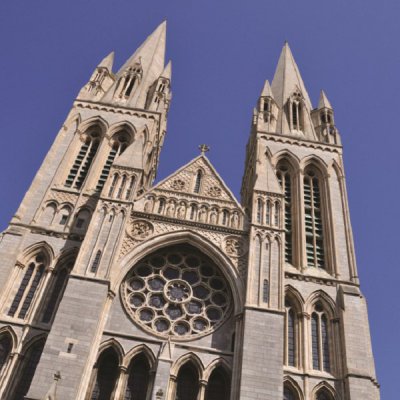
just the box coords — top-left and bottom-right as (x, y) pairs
(102, 21), (167, 108)
(318, 90), (333, 109)
(117, 21), (166, 77)
(271, 42), (312, 109)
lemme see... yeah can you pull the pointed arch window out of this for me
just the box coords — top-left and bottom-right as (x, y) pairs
(263, 280), (269, 303)
(42, 263), (71, 323)
(116, 65), (142, 99)
(108, 174), (119, 197)
(123, 354), (152, 400)
(290, 94), (303, 132)
(125, 176), (136, 200)
(8, 253), (47, 319)
(304, 168), (325, 269)
(91, 251), (102, 273)
(66, 131), (100, 190)
(193, 170), (202, 193)
(11, 339), (45, 400)
(277, 163), (293, 264)
(0, 334), (12, 376)
(265, 200), (271, 225)
(117, 175), (127, 199)
(311, 303), (331, 373)
(96, 132), (131, 192)
(175, 362), (199, 400)
(284, 385), (297, 400)
(316, 389), (334, 400)
(89, 348), (119, 400)
(285, 300), (297, 367)
(256, 198), (262, 224)
(205, 367), (231, 400)
(274, 201), (280, 227)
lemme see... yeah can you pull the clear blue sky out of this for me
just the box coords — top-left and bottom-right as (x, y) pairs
(0, 1), (397, 397)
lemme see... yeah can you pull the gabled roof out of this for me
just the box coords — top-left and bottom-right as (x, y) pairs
(151, 155), (243, 209)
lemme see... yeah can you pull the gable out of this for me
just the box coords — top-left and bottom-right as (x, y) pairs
(155, 156), (239, 205)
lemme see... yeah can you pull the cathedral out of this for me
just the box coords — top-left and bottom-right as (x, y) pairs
(0, 21), (380, 400)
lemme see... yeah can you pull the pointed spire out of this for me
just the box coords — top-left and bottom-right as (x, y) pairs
(260, 79), (274, 98)
(271, 42), (312, 109)
(160, 60), (172, 80)
(98, 51), (114, 71)
(318, 90), (333, 109)
(118, 21), (166, 77)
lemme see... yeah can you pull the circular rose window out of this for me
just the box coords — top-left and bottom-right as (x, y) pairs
(121, 244), (232, 339)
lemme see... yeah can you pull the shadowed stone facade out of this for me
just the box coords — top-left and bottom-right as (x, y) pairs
(0, 22), (379, 400)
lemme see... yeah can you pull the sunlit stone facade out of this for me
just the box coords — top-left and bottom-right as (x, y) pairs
(0, 22), (379, 400)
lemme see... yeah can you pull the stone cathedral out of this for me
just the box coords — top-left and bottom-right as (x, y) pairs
(0, 21), (379, 400)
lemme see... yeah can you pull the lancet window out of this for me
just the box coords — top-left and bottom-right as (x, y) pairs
(11, 338), (45, 400)
(311, 302), (331, 373)
(8, 253), (47, 320)
(41, 262), (72, 323)
(0, 333), (12, 377)
(205, 367), (231, 400)
(65, 131), (100, 190)
(289, 92), (303, 132)
(284, 385), (297, 400)
(284, 299), (297, 367)
(116, 65), (142, 99)
(125, 176), (136, 200)
(276, 162), (293, 264)
(256, 198), (262, 224)
(89, 347), (119, 400)
(193, 170), (202, 193)
(316, 389), (334, 400)
(96, 132), (130, 192)
(117, 175), (127, 199)
(123, 354), (152, 400)
(304, 168), (325, 269)
(90, 251), (102, 273)
(175, 362), (199, 400)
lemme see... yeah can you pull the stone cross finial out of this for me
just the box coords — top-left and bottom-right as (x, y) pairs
(199, 144), (210, 155)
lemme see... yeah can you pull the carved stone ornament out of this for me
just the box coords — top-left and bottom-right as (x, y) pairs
(171, 179), (186, 191)
(224, 236), (246, 258)
(129, 220), (154, 240)
(208, 186), (222, 197)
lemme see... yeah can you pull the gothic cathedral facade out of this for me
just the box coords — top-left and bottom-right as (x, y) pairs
(0, 22), (379, 400)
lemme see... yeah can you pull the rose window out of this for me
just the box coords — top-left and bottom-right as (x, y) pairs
(121, 244), (232, 339)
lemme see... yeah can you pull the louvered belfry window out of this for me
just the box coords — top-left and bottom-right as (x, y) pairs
(8, 253), (47, 319)
(277, 164), (293, 264)
(193, 170), (202, 193)
(66, 132), (100, 189)
(304, 169), (325, 268)
(96, 133), (129, 192)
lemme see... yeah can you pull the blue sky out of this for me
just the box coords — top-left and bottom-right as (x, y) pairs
(0, 1), (398, 397)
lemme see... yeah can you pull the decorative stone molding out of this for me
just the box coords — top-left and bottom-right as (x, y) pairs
(171, 179), (185, 191)
(207, 186), (221, 197)
(129, 220), (154, 240)
(223, 236), (247, 258)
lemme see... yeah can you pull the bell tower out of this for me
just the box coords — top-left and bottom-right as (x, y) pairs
(0, 22), (172, 400)
(239, 42), (380, 400)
